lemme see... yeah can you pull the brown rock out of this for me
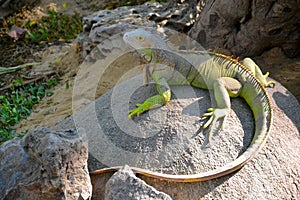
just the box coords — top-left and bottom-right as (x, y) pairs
(189, 0), (300, 58)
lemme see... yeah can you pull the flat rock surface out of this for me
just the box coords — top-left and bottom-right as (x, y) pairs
(58, 74), (254, 174)
(56, 74), (300, 199)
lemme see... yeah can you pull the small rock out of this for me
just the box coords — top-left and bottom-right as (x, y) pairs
(105, 165), (172, 200)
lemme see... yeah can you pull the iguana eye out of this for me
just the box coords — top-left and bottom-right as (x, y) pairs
(136, 36), (144, 41)
(143, 54), (152, 62)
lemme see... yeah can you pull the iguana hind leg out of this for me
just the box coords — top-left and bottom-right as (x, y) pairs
(242, 58), (275, 87)
(202, 77), (242, 144)
(128, 77), (171, 118)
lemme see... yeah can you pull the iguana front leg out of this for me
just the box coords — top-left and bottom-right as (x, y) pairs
(202, 77), (242, 144)
(129, 76), (171, 118)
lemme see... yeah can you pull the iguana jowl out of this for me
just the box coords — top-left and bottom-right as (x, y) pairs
(91, 28), (275, 182)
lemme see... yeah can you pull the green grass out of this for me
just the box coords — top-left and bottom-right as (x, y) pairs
(1, 6), (82, 47)
(0, 78), (58, 143)
(0, 6), (81, 144)
(23, 9), (82, 44)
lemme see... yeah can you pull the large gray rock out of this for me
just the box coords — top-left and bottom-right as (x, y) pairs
(59, 74), (300, 199)
(79, 1), (200, 57)
(82, 1), (199, 35)
(70, 74), (253, 174)
(0, 128), (92, 200)
(105, 165), (172, 200)
(189, 0), (300, 58)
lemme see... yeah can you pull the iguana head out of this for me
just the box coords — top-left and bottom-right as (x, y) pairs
(123, 28), (168, 50)
(123, 29), (156, 65)
(123, 28), (170, 86)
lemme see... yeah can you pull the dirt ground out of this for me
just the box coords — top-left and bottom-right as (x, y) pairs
(2, 0), (299, 135)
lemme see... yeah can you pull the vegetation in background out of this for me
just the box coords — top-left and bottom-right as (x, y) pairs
(23, 9), (82, 44)
(0, 62), (41, 75)
(0, 77), (59, 144)
(1, 5), (82, 44)
(0, 1), (170, 144)
(0, 4), (81, 143)
(0, 5), (82, 67)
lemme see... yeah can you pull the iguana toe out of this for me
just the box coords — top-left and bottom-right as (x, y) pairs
(202, 108), (227, 127)
(263, 72), (275, 87)
(266, 80), (276, 88)
(263, 72), (270, 78)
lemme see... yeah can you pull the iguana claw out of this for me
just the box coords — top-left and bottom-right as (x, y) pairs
(201, 108), (229, 143)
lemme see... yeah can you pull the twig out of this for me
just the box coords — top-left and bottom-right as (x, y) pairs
(0, 62), (41, 75)
(0, 71), (57, 92)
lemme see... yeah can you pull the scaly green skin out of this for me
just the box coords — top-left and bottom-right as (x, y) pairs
(90, 29), (275, 182)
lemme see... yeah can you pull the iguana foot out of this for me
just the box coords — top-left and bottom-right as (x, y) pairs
(128, 95), (166, 119)
(263, 72), (276, 87)
(128, 103), (147, 118)
(201, 108), (229, 143)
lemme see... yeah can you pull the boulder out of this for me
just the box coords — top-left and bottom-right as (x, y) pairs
(105, 165), (172, 200)
(57, 74), (300, 199)
(188, 0), (300, 58)
(79, 1), (200, 57)
(0, 128), (92, 200)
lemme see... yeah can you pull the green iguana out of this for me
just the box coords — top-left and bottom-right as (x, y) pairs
(91, 28), (275, 182)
